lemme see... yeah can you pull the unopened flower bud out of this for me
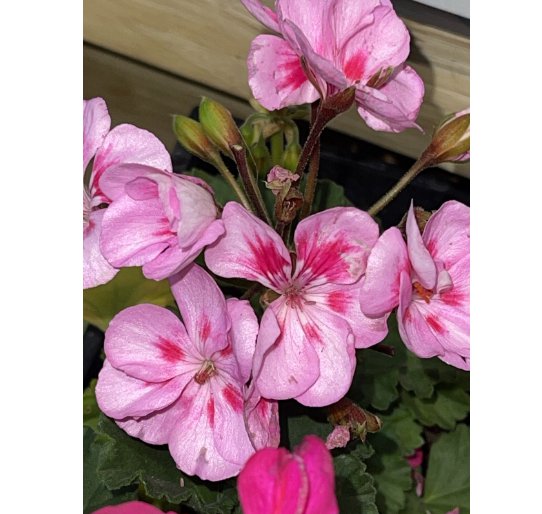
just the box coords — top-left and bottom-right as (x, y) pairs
(172, 115), (223, 166)
(327, 398), (382, 443)
(425, 108), (470, 165)
(265, 165), (300, 196)
(199, 97), (243, 158)
(281, 141), (302, 171)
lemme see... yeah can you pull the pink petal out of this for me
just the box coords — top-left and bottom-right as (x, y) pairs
(254, 301), (320, 401)
(238, 447), (308, 514)
(247, 35), (319, 111)
(169, 264), (230, 357)
(211, 376), (255, 467)
(406, 202), (437, 290)
(83, 97), (111, 172)
(422, 200), (470, 269)
(241, 0), (280, 32)
(142, 219), (224, 281)
(95, 360), (187, 419)
(91, 124), (172, 203)
(294, 207), (379, 287)
(205, 202), (292, 291)
(326, 425), (351, 450)
(168, 381), (242, 481)
(91, 500), (175, 514)
(329, 0), (384, 49)
(100, 193), (174, 268)
(293, 306), (356, 407)
(356, 65), (424, 132)
(295, 435), (340, 514)
(104, 304), (198, 382)
(226, 298), (259, 384)
(83, 209), (119, 289)
(245, 386), (280, 450)
(360, 227), (409, 317)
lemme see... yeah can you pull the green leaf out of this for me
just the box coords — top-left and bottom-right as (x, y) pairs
(95, 415), (239, 513)
(402, 385), (469, 430)
(379, 406), (424, 455)
(334, 445), (378, 514)
(84, 427), (138, 514)
(423, 424), (469, 514)
(398, 491), (427, 514)
(184, 168), (238, 207)
(84, 267), (175, 332)
(399, 351), (438, 399)
(312, 178), (353, 210)
(366, 433), (413, 513)
(83, 379), (100, 431)
(286, 405), (332, 448)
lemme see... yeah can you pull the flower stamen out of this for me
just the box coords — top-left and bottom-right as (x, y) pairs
(194, 360), (217, 384)
(413, 281), (433, 304)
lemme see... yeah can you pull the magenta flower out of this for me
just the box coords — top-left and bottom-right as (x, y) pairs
(205, 202), (388, 407)
(92, 501), (175, 514)
(98, 164), (224, 281)
(237, 435), (339, 514)
(83, 98), (172, 288)
(95, 264), (278, 481)
(242, 0), (424, 132)
(360, 201), (470, 369)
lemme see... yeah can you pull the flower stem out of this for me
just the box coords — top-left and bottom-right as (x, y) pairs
(299, 138), (320, 220)
(270, 130), (284, 164)
(231, 144), (272, 224)
(216, 160), (254, 214)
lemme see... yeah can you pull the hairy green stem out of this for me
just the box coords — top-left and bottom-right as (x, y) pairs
(215, 161), (254, 213)
(299, 138), (321, 220)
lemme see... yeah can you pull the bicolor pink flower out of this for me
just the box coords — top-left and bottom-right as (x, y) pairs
(237, 435), (339, 514)
(99, 164), (224, 281)
(205, 202), (388, 407)
(242, 0), (424, 132)
(360, 201), (470, 369)
(92, 501), (175, 514)
(83, 97), (172, 288)
(95, 264), (279, 481)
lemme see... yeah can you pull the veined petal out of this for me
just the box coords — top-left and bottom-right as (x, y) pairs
(104, 304), (198, 381)
(241, 0), (280, 32)
(168, 381), (242, 481)
(141, 219), (224, 281)
(226, 298), (259, 384)
(407, 202), (437, 289)
(359, 227), (409, 317)
(96, 360), (187, 419)
(248, 35), (319, 111)
(169, 264), (230, 357)
(100, 193), (174, 268)
(83, 97), (110, 172)
(254, 301), (320, 401)
(356, 65), (424, 132)
(238, 447), (308, 514)
(294, 305), (356, 407)
(245, 386), (280, 450)
(91, 124), (172, 203)
(295, 435), (340, 514)
(329, 0), (384, 49)
(83, 209), (119, 289)
(212, 376), (255, 467)
(205, 202), (292, 291)
(294, 207), (379, 287)
(422, 200), (470, 269)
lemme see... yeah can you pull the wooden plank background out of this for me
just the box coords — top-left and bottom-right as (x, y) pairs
(84, 0), (469, 176)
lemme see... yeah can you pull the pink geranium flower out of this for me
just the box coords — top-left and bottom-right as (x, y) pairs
(92, 501), (175, 514)
(95, 264), (279, 481)
(242, 0), (424, 132)
(98, 164), (224, 281)
(205, 202), (388, 407)
(83, 98), (172, 288)
(360, 201), (470, 369)
(237, 435), (339, 514)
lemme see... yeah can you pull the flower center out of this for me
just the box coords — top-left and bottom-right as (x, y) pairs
(412, 282), (434, 304)
(194, 359), (217, 385)
(283, 284), (305, 309)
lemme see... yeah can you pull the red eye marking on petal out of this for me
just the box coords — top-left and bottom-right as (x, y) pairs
(222, 384), (244, 412)
(156, 336), (185, 363)
(246, 234), (290, 285)
(277, 55), (308, 91)
(426, 314), (445, 334)
(207, 397), (215, 427)
(413, 282), (433, 304)
(343, 53), (366, 82)
(303, 322), (322, 343)
(327, 290), (348, 314)
(200, 316), (211, 342)
(440, 289), (466, 307)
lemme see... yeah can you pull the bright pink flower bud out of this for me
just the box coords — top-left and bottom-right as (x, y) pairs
(92, 501), (175, 514)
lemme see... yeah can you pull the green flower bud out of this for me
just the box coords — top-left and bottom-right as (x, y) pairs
(199, 97), (243, 158)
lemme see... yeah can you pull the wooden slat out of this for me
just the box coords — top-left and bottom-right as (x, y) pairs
(84, 0), (469, 176)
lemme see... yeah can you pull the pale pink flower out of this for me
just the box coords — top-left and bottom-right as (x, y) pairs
(83, 97), (172, 288)
(92, 501), (175, 514)
(95, 264), (278, 481)
(98, 165), (224, 281)
(360, 201), (470, 369)
(242, 0), (424, 132)
(237, 435), (339, 514)
(205, 202), (388, 407)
